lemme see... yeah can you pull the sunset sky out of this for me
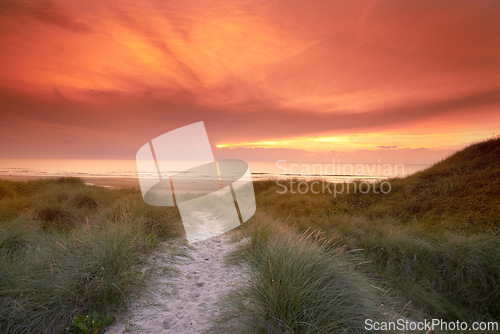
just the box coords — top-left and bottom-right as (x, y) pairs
(0, 0), (499, 164)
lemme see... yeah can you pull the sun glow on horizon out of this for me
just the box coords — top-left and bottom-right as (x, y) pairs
(215, 130), (493, 152)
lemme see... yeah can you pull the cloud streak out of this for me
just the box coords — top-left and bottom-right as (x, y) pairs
(0, 0), (499, 163)
(0, 0), (92, 33)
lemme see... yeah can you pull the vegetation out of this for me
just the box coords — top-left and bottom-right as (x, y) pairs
(65, 312), (110, 334)
(241, 138), (500, 321)
(213, 216), (389, 333)
(0, 178), (183, 333)
(216, 137), (499, 332)
(1, 138), (498, 333)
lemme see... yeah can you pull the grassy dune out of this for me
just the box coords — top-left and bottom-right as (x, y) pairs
(217, 138), (499, 332)
(213, 217), (388, 334)
(1, 138), (498, 333)
(0, 178), (183, 333)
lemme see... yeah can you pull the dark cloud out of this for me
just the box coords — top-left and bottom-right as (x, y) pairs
(1, 85), (498, 162)
(2, 85), (500, 141)
(79, 89), (123, 98)
(0, 0), (92, 33)
(168, 88), (500, 143)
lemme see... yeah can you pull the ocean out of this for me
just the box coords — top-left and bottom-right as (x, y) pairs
(0, 159), (431, 183)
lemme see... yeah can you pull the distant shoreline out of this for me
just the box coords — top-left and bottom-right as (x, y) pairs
(0, 175), (141, 189)
(0, 173), (396, 190)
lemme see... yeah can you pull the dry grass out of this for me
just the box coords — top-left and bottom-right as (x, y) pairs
(0, 178), (184, 333)
(211, 215), (388, 333)
(231, 137), (500, 326)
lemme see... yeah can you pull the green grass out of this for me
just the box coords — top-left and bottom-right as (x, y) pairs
(212, 216), (390, 334)
(219, 137), (499, 330)
(0, 178), (183, 333)
(1, 138), (498, 333)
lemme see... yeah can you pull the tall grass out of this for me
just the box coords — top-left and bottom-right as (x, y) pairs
(212, 215), (389, 333)
(0, 178), (183, 333)
(236, 138), (500, 323)
(2, 138), (497, 332)
(333, 219), (500, 320)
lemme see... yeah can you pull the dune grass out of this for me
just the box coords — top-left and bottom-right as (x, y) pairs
(221, 137), (499, 331)
(0, 178), (183, 333)
(1, 138), (498, 333)
(212, 215), (391, 334)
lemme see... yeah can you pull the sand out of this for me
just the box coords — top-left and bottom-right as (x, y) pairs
(106, 232), (248, 334)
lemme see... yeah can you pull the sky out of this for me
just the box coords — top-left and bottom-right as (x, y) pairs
(0, 0), (499, 164)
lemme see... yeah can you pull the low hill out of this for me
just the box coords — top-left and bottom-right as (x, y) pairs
(334, 137), (500, 232)
(251, 137), (500, 320)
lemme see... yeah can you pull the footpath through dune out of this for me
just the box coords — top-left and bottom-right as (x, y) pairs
(106, 232), (247, 334)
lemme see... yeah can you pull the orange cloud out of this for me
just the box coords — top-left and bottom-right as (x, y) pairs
(0, 0), (499, 163)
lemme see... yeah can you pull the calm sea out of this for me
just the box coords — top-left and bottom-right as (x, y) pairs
(0, 159), (431, 183)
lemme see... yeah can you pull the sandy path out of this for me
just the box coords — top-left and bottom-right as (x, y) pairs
(106, 232), (247, 334)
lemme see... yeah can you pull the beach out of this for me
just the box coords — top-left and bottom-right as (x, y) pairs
(0, 139), (498, 333)
(0, 174), (141, 190)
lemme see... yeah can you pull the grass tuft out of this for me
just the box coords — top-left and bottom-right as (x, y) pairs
(0, 178), (183, 333)
(213, 217), (385, 333)
(71, 194), (99, 210)
(36, 206), (80, 230)
(241, 137), (500, 322)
